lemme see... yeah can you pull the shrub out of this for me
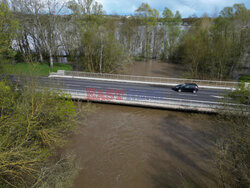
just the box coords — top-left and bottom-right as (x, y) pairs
(0, 80), (78, 187)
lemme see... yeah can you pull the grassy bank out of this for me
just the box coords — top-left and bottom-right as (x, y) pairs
(0, 62), (72, 76)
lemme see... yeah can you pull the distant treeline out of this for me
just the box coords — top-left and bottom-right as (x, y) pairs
(0, 0), (249, 79)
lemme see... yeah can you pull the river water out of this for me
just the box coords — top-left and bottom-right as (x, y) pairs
(71, 61), (220, 188)
(120, 60), (186, 78)
(72, 104), (219, 188)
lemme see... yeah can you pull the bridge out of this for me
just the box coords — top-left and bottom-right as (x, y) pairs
(46, 70), (250, 113)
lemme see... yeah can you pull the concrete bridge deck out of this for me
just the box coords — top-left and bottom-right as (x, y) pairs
(10, 71), (248, 113)
(47, 71), (246, 113)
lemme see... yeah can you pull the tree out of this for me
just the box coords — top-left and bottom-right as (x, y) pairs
(179, 3), (249, 79)
(135, 3), (159, 60)
(119, 16), (138, 55)
(11, 0), (68, 68)
(162, 7), (173, 21)
(0, 2), (18, 66)
(151, 9), (161, 59)
(68, 0), (127, 73)
(233, 4), (248, 24)
(41, 0), (67, 69)
(162, 8), (182, 62)
(220, 7), (234, 18)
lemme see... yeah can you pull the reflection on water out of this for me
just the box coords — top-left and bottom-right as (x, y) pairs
(71, 104), (219, 188)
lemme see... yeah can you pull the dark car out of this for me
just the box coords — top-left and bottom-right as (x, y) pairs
(172, 83), (199, 93)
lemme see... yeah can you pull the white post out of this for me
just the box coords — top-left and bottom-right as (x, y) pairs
(245, 82), (249, 89)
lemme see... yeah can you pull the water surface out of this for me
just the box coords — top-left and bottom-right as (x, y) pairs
(72, 104), (219, 188)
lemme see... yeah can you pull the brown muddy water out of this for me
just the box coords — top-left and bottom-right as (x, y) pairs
(71, 104), (220, 188)
(120, 60), (187, 78)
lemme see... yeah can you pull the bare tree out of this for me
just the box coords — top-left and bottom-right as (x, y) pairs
(11, 0), (67, 68)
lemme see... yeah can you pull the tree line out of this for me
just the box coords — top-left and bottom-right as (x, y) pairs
(0, 0), (249, 79)
(179, 4), (250, 79)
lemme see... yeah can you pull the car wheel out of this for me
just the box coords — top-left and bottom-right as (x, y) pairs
(193, 90), (197, 94)
(178, 89), (181, 92)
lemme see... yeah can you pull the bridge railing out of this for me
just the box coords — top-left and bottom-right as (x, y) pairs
(50, 70), (249, 89)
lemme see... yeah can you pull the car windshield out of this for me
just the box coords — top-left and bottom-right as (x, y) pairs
(176, 84), (184, 87)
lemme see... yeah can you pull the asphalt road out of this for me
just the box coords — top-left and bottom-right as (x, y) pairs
(20, 76), (229, 104)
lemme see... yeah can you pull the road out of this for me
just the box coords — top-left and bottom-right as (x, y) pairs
(23, 76), (228, 104)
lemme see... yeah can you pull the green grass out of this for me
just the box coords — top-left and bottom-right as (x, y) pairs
(239, 75), (250, 83)
(0, 62), (73, 76)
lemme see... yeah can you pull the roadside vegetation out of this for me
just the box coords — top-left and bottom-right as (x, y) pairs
(239, 75), (250, 83)
(215, 87), (249, 187)
(0, 79), (83, 187)
(1, 62), (72, 76)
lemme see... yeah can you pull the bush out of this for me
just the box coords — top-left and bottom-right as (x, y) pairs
(228, 86), (250, 105)
(239, 75), (250, 83)
(215, 87), (250, 187)
(0, 80), (78, 187)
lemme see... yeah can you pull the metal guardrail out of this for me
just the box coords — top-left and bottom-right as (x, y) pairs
(50, 70), (250, 89)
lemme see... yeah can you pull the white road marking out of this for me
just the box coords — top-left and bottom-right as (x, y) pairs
(85, 86), (102, 89)
(212, 95), (224, 99)
(178, 93), (198, 97)
(66, 84), (81, 87)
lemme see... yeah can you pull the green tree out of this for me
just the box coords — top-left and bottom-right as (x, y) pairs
(162, 8), (182, 62)
(179, 3), (249, 79)
(181, 17), (211, 78)
(162, 7), (173, 21)
(68, 0), (127, 73)
(220, 7), (234, 18)
(135, 3), (159, 60)
(119, 16), (138, 54)
(0, 2), (18, 66)
(233, 3), (248, 24)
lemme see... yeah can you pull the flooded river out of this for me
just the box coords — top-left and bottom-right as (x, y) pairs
(70, 61), (220, 187)
(72, 104), (219, 188)
(120, 60), (187, 78)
